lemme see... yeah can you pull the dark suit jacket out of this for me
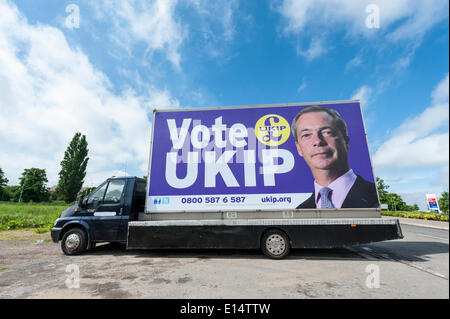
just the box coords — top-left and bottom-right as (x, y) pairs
(296, 175), (379, 209)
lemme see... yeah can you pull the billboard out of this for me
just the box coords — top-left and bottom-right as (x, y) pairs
(426, 194), (440, 213)
(147, 101), (379, 212)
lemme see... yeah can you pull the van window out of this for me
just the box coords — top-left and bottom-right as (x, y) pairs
(104, 180), (126, 204)
(87, 182), (107, 209)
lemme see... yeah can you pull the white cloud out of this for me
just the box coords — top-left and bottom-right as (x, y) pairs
(296, 37), (327, 61)
(374, 132), (449, 168)
(0, 1), (179, 186)
(276, 0), (448, 42)
(189, 0), (238, 41)
(398, 192), (428, 211)
(185, 0), (240, 58)
(432, 73), (450, 104)
(297, 78), (307, 93)
(274, 0), (449, 63)
(91, 0), (241, 66)
(373, 73), (449, 169)
(438, 165), (449, 188)
(345, 55), (363, 71)
(93, 0), (186, 69)
(351, 85), (373, 109)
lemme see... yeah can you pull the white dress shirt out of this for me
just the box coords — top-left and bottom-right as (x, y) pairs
(314, 169), (357, 208)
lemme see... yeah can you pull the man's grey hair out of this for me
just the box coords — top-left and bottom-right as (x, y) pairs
(291, 105), (348, 143)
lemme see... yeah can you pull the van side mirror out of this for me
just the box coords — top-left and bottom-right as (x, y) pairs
(78, 195), (85, 208)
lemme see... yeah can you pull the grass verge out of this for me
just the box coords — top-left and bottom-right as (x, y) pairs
(0, 201), (71, 231)
(381, 210), (449, 222)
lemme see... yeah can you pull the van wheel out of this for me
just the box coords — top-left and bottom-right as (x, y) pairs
(261, 229), (291, 259)
(61, 228), (87, 256)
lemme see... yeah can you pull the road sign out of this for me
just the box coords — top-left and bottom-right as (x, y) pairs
(426, 194), (440, 213)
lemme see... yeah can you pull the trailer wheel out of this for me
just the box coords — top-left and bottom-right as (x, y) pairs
(261, 229), (291, 259)
(61, 228), (87, 256)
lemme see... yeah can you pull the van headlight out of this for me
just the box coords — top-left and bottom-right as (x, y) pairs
(54, 218), (60, 226)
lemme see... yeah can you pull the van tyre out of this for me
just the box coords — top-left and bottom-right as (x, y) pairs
(61, 228), (87, 256)
(261, 229), (291, 259)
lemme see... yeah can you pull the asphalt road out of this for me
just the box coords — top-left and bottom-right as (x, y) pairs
(348, 224), (448, 297)
(0, 221), (448, 299)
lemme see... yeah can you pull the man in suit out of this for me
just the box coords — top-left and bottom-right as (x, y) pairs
(291, 106), (379, 209)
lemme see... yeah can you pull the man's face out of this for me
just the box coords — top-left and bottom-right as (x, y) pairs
(295, 111), (349, 171)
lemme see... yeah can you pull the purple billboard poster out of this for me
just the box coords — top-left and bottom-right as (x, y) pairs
(147, 101), (379, 212)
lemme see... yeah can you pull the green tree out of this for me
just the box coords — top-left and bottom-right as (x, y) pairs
(403, 203), (420, 212)
(0, 168), (9, 201)
(80, 186), (96, 197)
(3, 185), (20, 201)
(17, 168), (50, 202)
(376, 177), (390, 203)
(56, 132), (89, 203)
(385, 193), (407, 211)
(376, 177), (417, 211)
(439, 191), (449, 214)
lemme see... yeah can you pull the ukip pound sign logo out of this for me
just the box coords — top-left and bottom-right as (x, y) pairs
(255, 114), (290, 147)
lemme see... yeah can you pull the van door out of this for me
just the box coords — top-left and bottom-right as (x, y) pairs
(117, 179), (147, 241)
(85, 179), (127, 242)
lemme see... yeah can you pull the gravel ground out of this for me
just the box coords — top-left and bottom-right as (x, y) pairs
(0, 228), (448, 299)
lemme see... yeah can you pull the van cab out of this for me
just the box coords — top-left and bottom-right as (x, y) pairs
(51, 176), (146, 255)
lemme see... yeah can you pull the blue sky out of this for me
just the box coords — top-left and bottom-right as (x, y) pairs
(0, 0), (448, 210)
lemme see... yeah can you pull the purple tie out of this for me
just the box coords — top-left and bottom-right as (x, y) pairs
(319, 187), (334, 208)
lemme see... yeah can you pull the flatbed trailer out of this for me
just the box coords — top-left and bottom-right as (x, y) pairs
(127, 217), (403, 251)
